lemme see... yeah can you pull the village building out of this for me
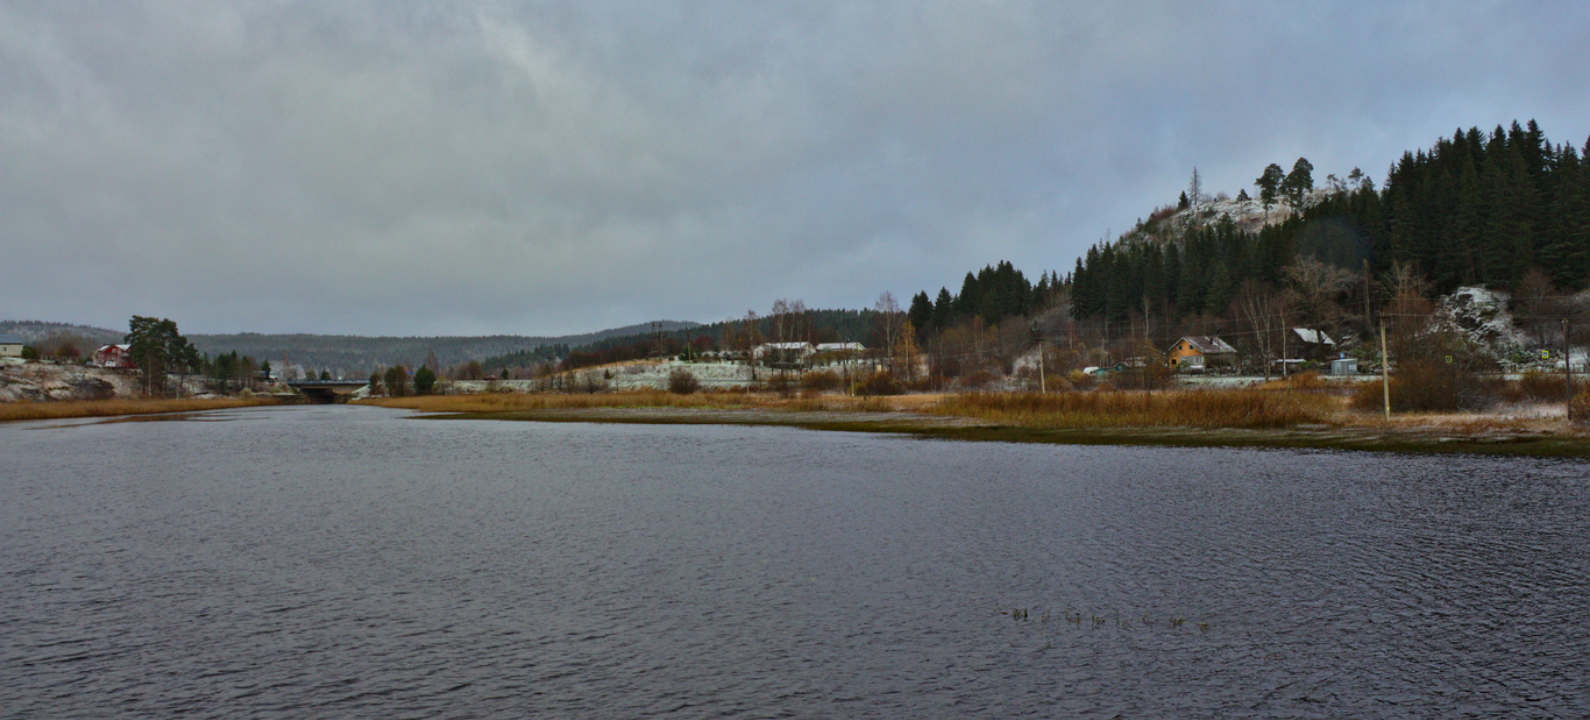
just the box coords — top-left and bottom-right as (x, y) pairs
(811, 342), (865, 366)
(0, 333), (26, 358)
(1288, 328), (1337, 362)
(92, 344), (136, 369)
(752, 342), (815, 368)
(1166, 336), (1237, 372)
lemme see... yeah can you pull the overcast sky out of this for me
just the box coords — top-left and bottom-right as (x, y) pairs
(3, 1), (1586, 337)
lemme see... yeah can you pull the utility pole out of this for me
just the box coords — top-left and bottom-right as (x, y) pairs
(1380, 321), (1391, 422)
(1564, 318), (1574, 414)
(1039, 342), (1046, 393)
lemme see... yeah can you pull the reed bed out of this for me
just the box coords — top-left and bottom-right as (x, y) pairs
(928, 389), (1342, 429)
(359, 389), (771, 414)
(359, 389), (915, 415)
(0, 397), (279, 423)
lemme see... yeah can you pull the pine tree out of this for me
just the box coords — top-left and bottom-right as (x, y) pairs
(908, 291), (934, 342)
(1283, 157), (1314, 207)
(1257, 163), (1285, 212)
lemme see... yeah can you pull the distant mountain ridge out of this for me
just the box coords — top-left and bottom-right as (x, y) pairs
(0, 320), (700, 375)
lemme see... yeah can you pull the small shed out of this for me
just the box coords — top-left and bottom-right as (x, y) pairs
(1330, 357), (1359, 376)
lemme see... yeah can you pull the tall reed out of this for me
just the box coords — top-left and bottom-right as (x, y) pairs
(0, 397), (279, 423)
(930, 389), (1339, 429)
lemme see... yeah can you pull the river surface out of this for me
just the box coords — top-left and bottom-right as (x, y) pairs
(3, 405), (1589, 718)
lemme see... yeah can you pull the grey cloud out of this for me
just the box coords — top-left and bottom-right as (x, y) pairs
(2, 1), (1587, 336)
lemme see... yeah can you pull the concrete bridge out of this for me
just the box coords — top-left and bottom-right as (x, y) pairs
(286, 379), (367, 403)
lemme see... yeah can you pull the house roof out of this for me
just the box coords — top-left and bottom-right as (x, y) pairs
(0, 334), (26, 345)
(1171, 335), (1237, 355)
(1291, 328), (1336, 345)
(815, 342), (863, 351)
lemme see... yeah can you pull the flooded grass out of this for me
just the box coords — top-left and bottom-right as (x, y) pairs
(0, 397), (280, 423)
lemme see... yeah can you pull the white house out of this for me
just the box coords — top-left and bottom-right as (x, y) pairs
(752, 342), (816, 367)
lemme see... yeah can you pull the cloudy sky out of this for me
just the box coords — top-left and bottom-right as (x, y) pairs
(3, 1), (1586, 337)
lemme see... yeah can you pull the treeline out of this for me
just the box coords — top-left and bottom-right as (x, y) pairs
(1378, 121), (1590, 292)
(554, 308), (886, 372)
(905, 261), (1063, 340)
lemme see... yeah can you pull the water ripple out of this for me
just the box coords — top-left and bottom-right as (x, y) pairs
(3, 408), (1588, 717)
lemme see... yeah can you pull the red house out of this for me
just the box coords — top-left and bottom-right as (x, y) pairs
(93, 344), (136, 369)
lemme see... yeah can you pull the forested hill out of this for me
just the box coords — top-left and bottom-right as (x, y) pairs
(0, 320), (699, 376)
(188, 322), (699, 376)
(1064, 119), (1590, 328)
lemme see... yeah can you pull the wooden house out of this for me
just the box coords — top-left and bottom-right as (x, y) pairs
(92, 344), (136, 369)
(1166, 336), (1237, 372)
(1288, 328), (1337, 361)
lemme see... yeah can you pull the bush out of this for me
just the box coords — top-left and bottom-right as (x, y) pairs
(1512, 371), (1570, 402)
(1570, 390), (1590, 423)
(956, 370), (997, 391)
(1110, 365), (1174, 391)
(667, 368), (700, 395)
(1350, 361), (1500, 413)
(800, 370), (842, 392)
(856, 370), (902, 396)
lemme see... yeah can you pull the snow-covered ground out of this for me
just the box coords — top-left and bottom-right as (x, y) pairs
(0, 359), (223, 402)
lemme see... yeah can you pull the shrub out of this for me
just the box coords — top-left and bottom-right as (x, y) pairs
(957, 369), (997, 391)
(1350, 361), (1500, 413)
(1570, 390), (1590, 423)
(1110, 365), (1174, 391)
(667, 368), (700, 395)
(856, 370), (902, 396)
(1512, 371), (1569, 402)
(800, 370), (842, 392)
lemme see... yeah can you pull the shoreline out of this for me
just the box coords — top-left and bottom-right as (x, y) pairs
(402, 404), (1590, 458)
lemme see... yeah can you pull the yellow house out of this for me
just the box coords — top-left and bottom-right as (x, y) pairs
(1167, 336), (1237, 371)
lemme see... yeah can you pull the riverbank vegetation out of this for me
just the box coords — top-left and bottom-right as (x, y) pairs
(0, 396), (280, 423)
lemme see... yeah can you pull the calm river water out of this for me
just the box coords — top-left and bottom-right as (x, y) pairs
(3, 405), (1589, 718)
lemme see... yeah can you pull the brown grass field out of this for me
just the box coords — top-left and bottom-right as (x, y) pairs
(0, 397), (281, 423)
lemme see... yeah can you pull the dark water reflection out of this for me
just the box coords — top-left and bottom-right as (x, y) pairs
(3, 406), (1588, 718)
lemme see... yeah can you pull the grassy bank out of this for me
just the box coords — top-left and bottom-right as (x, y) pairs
(359, 385), (1590, 457)
(0, 397), (281, 423)
(358, 389), (907, 414)
(927, 389), (1340, 429)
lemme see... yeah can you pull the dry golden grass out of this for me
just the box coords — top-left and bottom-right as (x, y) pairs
(0, 397), (280, 423)
(927, 389), (1343, 429)
(358, 389), (923, 415)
